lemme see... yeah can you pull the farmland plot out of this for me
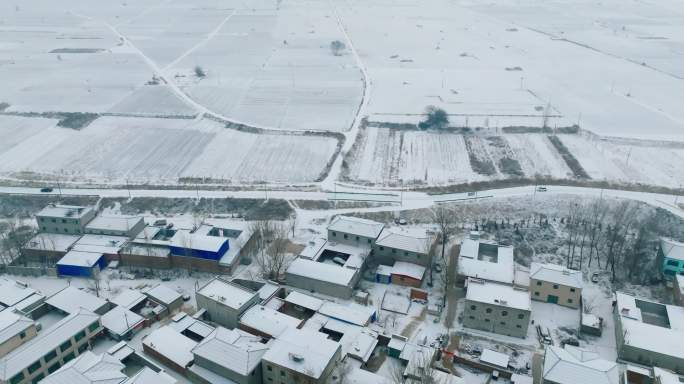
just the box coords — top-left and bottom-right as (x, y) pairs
(0, 116), (338, 185)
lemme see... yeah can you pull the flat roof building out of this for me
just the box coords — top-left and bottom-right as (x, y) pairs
(0, 279), (45, 314)
(463, 278), (531, 338)
(457, 233), (515, 285)
(143, 284), (183, 313)
(262, 328), (341, 384)
(614, 291), (684, 373)
(36, 204), (96, 235)
(286, 258), (359, 299)
(56, 250), (106, 278)
(373, 227), (433, 267)
(189, 327), (269, 384)
(530, 263), (583, 309)
(239, 305), (303, 339)
(195, 278), (260, 329)
(85, 215), (145, 238)
(101, 306), (145, 341)
(327, 216), (384, 246)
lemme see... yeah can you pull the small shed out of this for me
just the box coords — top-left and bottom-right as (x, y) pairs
(101, 306), (145, 340)
(56, 250), (106, 277)
(580, 313), (603, 337)
(376, 265), (393, 284)
(480, 348), (510, 370)
(390, 262), (426, 288)
(144, 284), (183, 313)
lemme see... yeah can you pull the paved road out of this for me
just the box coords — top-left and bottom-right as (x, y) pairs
(1, 184), (682, 219)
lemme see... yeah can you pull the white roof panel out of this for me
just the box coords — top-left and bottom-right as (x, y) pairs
(284, 291), (323, 311)
(198, 279), (258, 310)
(530, 263), (583, 288)
(390, 262), (425, 280)
(262, 328), (340, 379)
(86, 215), (143, 233)
(23, 233), (79, 252)
(101, 306), (144, 337)
(543, 346), (618, 384)
(56, 250), (103, 268)
(319, 302), (375, 326)
(661, 237), (684, 262)
(286, 258), (356, 287)
(143, 284), (181, 306)
(375, 227), (431, 254)
(240, 305), (301, 338)
(328, 216), (384, 239)
(480, 349), (509, 369)
(47, 286), (108, 314)
(0, 279), (39, 307)
(170, 231), (227, 253)
(191, 327), (268, 375)
(37, 205), (93, 219)
(142, 326), (196, 368)
(466, 279), (530, 311)
(458, 238), (515, 284)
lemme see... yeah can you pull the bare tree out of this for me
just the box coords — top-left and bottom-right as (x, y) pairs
(330, 40), (346, 56)
(251, 221), (291, 280)
(1, 217), (35, 265)
(288, 215), (298, 239)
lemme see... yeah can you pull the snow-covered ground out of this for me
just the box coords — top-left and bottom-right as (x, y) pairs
(334, 0), (684, 141)
(344, 128), (684, 187)
(0, 115), (338, 184)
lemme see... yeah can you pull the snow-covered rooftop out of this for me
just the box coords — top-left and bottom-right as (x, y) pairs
(262, 328), (340, 379)
(143, 284), (181, 306)
(530, 263), (583, 288)
(72, 234), (129, 254)
(56, 250), (103, 268)
(313, 241), (370, 270)
(458, 238), (515, 284)
(286, 258), (357, 287)
(240, 305), (301, 338)
(338, 326), (378, 363)
(37, 204), (93, 219)
(23, 233), (79, 252)
(390, 261), (426, 281)
(319, 302), (375, 326)
(39, 350), (126, 384)
(0, 309), (100, 380)
(375, 227), (431, 254)
(121, 243), (170, 258)
(480, 348), (509, 369)
(101, 306), (145, 337)
(85, 215), (143, 233)
(197, 278), (258, 309)
(661, 237), (684, 261)
(111, 289), (147, 310)
(143, 326), (196, 369)
(466, 278), (531, 311)
(122, 367), (177, 384)
(328, 216), (385, 239)
(0, 279), (40, 307)
(299, 237), (328, 260)
(170, 231), (227, 253)
(543, 345), (618, 384)
(168, 313), (215, 339)
(285, 291), (324, 311)
(0, 311), (34, 346)
(616, 291), (684, 359)
(47, 286), (108, 314)
(192, 327), (269, 376)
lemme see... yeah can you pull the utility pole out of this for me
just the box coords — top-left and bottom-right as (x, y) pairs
(625, 147), (632, 167)
(676, 184), (682, 206)
(125, 179), (131, 199)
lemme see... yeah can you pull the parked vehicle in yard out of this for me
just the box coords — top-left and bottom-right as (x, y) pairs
(40, 187), (53, 192)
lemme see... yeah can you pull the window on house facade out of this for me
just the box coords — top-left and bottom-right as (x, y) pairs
(485, 308), (492, 314)
(20, 331), (26, 339)
(48, 363), (61, 374)
(665, 269), (676, 276)
(59, 339), (72, 352)
(568, 299), (573, 304)
(356, 236), (360, 241)
(501, 311), (508, 316)
(570, 288), (576, 292)
(44, 350), (57, 363)
(88, 322), (99, 333)
(484, 318), (490, 322)
(380, 247), (384, 251)
(553, 284), (559, 289)
(367, 239), (371, 244)
(470, 305), (476, 310)
(332, 232), (337, 237)
(534, 291), (540, 296)
(10, 372), (24, 384)
(536, 281), (542, 286)
(27, 361), (41, 374)
(74, 330), (86, 342)
(517, 314), (524, 319)
(344, 234), (348, 239)
(391, 248), (396, 253)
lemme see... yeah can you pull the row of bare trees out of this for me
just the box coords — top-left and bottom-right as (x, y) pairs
(561, 198), (659, 284)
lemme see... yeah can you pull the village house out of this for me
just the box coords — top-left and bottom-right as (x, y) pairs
(188, 327), (270, 384)
(614, 291), (684, 373)
(285, 258), (359, 299)
(659, 238), (684, 280)
(457, 232), (515, 285)
(462, 278), (531, 338)
(542, 345), (618, 384)
(261, 327), (342, 384)
(327, 216), (384, 247)
(142, 326), (197, 374)
(0, 311), (38, 358)
(529, 262), (583, 309)
(373, 227), (433, 267)
(0, 308), (102, 384)
(36, 204), (96, 235)
(195, 278), (260, 329)
(84, 215), (145, 238)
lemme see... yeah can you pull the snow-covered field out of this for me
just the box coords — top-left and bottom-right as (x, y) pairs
(0, 116), (338, 184)
(344, 127), (684, 187)
(334, 0), (684, 140)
